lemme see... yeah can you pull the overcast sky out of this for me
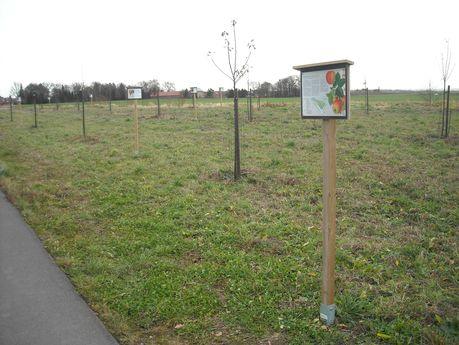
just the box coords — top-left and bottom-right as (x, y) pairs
(0, 0), (457, 96)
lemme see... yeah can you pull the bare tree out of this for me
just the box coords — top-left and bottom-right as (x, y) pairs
(208, 20), (255, 180)
(10, 82), (22, 98)
(162, 81), (176, 92)
(441, 40), (454, 137)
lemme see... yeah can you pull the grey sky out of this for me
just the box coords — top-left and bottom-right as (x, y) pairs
(0, 0), (457, 97)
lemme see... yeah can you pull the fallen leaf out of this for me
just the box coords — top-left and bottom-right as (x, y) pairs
(215, 331), (223, 337)
(376, 332), (391, 340)
(174, 324), (184, 329)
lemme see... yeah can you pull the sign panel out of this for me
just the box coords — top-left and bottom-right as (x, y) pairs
(294, 60), (353, 119)
(190, 87), (198, 94)
(127, 88), (142, 100)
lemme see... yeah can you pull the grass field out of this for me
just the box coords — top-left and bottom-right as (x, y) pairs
(0, 95), (458, 344)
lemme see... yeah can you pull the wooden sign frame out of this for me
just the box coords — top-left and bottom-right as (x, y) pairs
(127, 87), (142, 100)
(294, 60), (353, 119)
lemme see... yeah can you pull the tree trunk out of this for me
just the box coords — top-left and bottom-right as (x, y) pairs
(441, 80), (446, 137)
(233, 85), (241, 180)
(445, 85), (451, 138)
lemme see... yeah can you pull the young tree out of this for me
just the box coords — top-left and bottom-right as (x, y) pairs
(10, 82), (22, 99)
(208, 20), (255, 180)
(206, 88), (215, 98)
(162, 81), (175, 92)
(440, 40), (454, 137)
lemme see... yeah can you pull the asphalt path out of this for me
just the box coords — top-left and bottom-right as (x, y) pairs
(0, 191), (119, 345)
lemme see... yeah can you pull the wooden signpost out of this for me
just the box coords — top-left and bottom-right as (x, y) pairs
(127, 87), (142, 154)
(293, 60), (353, 326)
(219, 87), (223, 107)
(191, 87), (197, 118)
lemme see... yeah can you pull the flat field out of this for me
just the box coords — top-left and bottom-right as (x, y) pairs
(0, 94), (458, 344)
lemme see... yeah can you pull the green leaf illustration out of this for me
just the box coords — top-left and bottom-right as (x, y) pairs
(327, 91), (334, 105)
(333, 72), (341, 87)
(336, 87), (344, 98)
(312, 97), (326, 110)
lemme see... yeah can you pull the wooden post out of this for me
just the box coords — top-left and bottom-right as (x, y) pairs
(33, 97), (37, 128)
(320, 119), (337, 326)
(429, 82), (432, 106)
(233, 86), (241, 180)
(156, 91), (161, 117)
(365, 88), (369, 115)
(220, 89), (223, 107)
(81, 90), (86, 139)
(9, 97), (13, 121)
(445, 85), (451, 138)
(193, 93), (197, 119)
(134, 100), (140, 154)
(249, 89), (253, 121)
(441, 80), (446, 137)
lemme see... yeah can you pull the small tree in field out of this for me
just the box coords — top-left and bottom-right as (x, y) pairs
(440, 40), (454, 137)
(10, 82), (23, 101)
(208, 20), (255, 180)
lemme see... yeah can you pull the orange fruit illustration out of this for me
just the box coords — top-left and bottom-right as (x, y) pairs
(332, 97), (343, 113)
(326, 71), (335, 85)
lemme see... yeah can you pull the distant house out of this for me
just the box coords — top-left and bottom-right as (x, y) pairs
(151, 91), (182, 98)
(196, 89), (207, 98)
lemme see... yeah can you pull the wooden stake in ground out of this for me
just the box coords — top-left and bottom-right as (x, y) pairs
(191, 87), (197, 119)
(82, 90), (86, 139)
(429, 81), (432, 106)
(321, 119), (337, 324)
(134, 100), (140, 154)
(108, 87), (112, 114)
(9, 97), (13, 121)
(33, 94), (37, 128)
(444, 85), (451, 138)
(156, 91), (161, 117)
(365, 87), (369, 115)
(249, 89), (253, 121)
(293, 60), (353, 326)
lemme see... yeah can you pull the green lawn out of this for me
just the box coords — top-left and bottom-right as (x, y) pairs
(0, 96), (457, 344)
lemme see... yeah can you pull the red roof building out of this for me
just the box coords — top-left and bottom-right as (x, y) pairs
(151, 91), (182, 98)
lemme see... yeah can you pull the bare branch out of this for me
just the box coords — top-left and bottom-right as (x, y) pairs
(208, 20), (255, 88)
(208, 53), (233, 81)
(226, 38), (235, 78)
(232, 20), (237, 77)
(441, 40), (454, 83)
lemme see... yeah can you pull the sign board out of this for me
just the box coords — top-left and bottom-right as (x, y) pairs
(293, 60), (353, 119)
(190, 87), (198, 94)
(127, 87), (142, 100)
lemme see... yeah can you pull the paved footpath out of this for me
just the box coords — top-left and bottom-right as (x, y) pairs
(0, 191), (119, 345)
